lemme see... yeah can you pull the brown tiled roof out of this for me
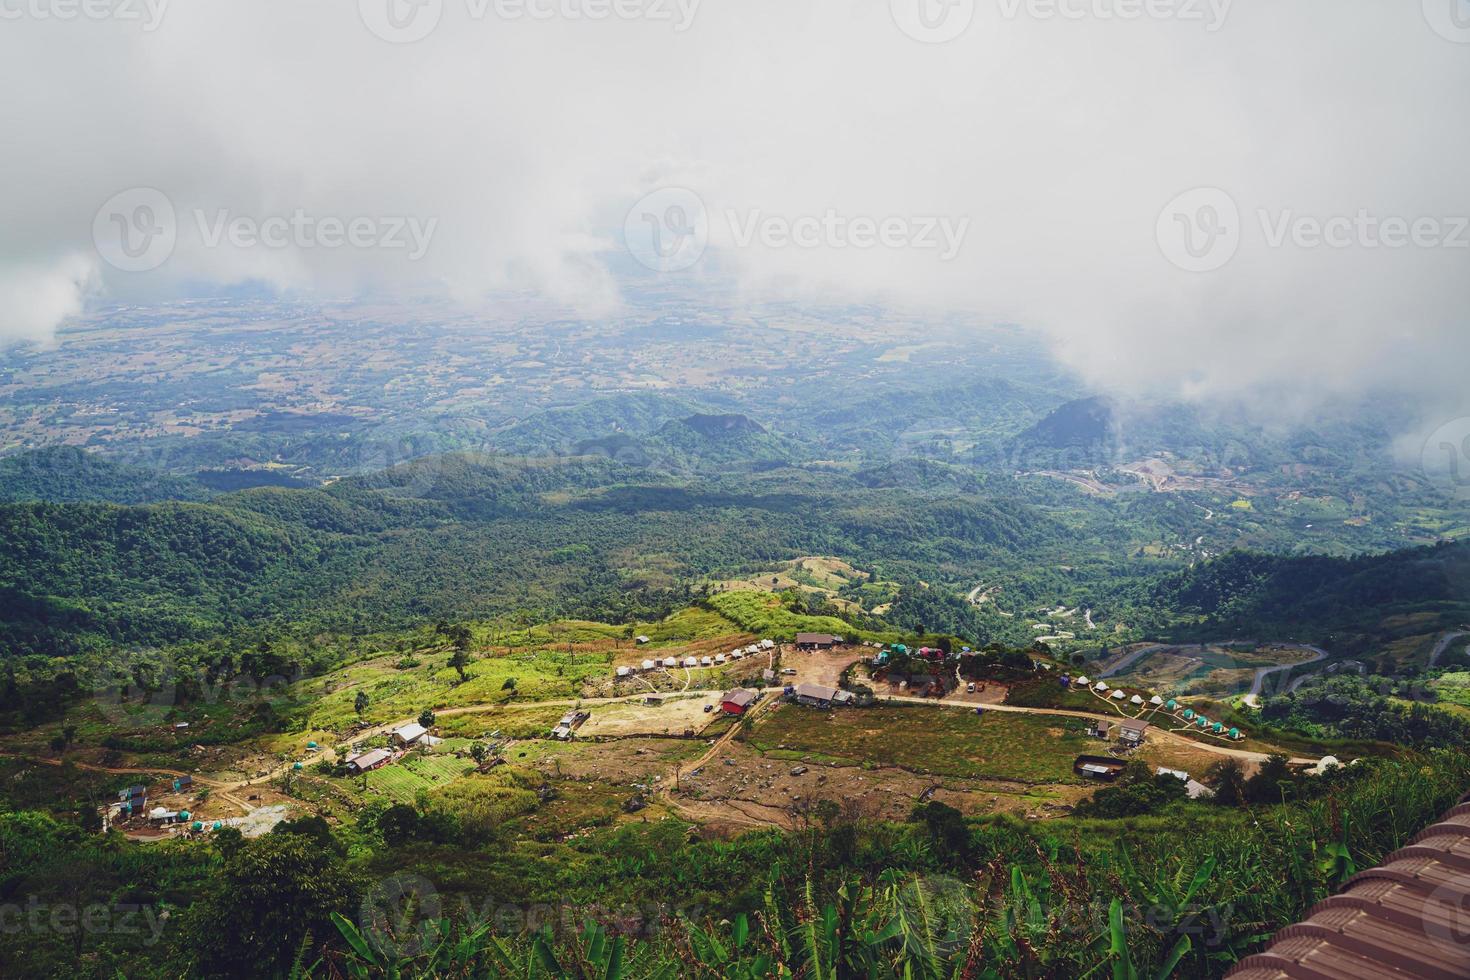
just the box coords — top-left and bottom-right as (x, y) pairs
(1225, 792), (1470, 980)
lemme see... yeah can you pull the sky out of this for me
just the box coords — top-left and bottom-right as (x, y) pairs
(2, 0), (1468, 428)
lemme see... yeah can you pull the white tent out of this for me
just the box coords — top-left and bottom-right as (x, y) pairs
(700, 656), (713, 666)
(663, 657), (678, 667)
(684, 656), (699, 667)
(1094, 681), (1109, 691)
(1111, 689), (1126, 700)
(616, 666), (631, 677)
(1074, 676), (1090, 686)
(1150, 694), (1164, 705)
(715, 654), (727, 664)
(1130, 694), (1145, 705)
(642, 659), (656, 671)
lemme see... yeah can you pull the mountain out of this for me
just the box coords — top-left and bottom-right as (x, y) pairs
(0, 447), (209, 504)
(1007, 396), (1122, 467)
(1132, 541), (1470, 650)
(645, 413), (801, 469)
(490, 392), (706, 456)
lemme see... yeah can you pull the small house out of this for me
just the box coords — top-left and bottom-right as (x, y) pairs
(552, 710), (589, 740)
(173, 775), (192, 792)
(793, 683), (854, 708)
(392, 722), (428, 746)
(721, 689), (758, 715)
(635, 635), (652, 644)
(794, 633), (837, 650)
(347, 749), (391, 773)
(1157, 767), (1213, 799)
(1074, 755), (1126, 780)
(1118, 718), (1150, 745)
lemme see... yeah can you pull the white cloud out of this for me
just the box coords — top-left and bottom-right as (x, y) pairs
(0, 0), (1466, 416)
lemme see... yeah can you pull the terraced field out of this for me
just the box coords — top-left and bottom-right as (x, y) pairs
(364, 754), (478, 803)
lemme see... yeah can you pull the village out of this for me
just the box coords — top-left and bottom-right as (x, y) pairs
(79, 624), (1313, 844)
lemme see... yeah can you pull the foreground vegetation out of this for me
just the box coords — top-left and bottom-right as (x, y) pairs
(2, 750), (1463, 978)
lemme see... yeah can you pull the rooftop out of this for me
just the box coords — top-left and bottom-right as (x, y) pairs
(1225, 791), (1470, 979)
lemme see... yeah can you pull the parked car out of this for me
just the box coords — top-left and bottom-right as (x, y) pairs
(967, 682), (975, 693)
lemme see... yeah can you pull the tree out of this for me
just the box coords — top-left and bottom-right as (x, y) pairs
(418, 707), (436, 729)
(174, 833), (359, 977)
(1246, 754), (1294, 804)
(449, 643), (470, 683)
(354, 690), (369, 717)
(1204, 758), (1247, 807)
(375, 803), (423, 846)
(911, 800), (971, 866)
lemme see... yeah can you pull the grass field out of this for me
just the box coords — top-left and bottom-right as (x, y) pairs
(292, 646), (613, 730)
(747, 703), (1091, 784)
(709, 590), (895, 642)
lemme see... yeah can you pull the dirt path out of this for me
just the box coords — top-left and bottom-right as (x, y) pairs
(1097, 643), (1178, 678)
(1429, 630), (1470, 669)
(1246, 645), (1328, 704)
(0, 751), (231, 787)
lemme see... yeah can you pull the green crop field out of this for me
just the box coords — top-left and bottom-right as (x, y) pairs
(748, 703), (1090, 784)
(364, 754), (478, 803)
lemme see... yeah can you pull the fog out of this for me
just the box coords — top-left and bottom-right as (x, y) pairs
(2, 0), (1467, 424)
